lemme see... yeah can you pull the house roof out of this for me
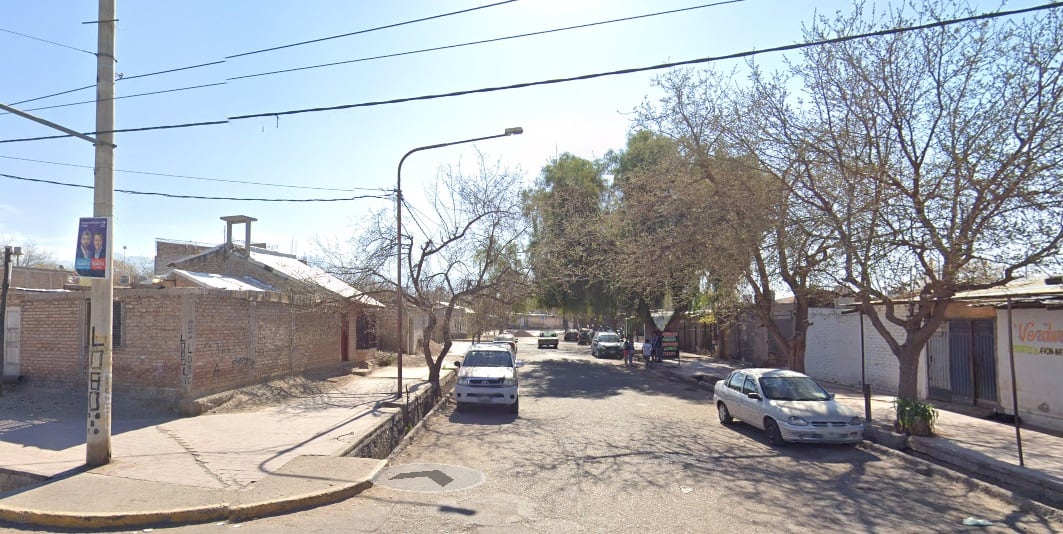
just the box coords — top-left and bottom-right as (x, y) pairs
(247, 249), (384, 308)
(163, 242), (384, 308)
(164, 269), (276, 292)
(952, 276), (1063, 309)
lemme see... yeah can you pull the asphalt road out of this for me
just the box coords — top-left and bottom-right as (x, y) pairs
(160, 339), (1060, 533)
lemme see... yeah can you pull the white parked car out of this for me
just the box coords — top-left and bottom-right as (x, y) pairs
(713, 368), (864, 445)
(454, 343), (524, 414)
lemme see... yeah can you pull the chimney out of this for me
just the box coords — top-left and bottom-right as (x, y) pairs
(221, 215), (257, 257)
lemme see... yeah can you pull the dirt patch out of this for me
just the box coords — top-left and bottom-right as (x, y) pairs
(194, 370), (364, 414)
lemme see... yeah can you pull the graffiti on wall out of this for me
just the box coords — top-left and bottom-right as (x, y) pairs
(180, 319), (194, 386)
(86, 332), (107, 435)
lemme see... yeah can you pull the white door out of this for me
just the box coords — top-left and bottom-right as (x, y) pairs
(3, 307), (20, 379)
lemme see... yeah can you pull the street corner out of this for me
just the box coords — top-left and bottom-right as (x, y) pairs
(373, 463), (485, 493)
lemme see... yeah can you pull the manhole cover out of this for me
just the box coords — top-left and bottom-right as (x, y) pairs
(374, 463), (485, 493)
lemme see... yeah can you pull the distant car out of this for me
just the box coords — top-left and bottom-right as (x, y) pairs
(454, 343), (523, 414)
(537, 331), (559, 349)
(577, 329), (592, 345)
(591, 332), (623, 359)
(493, 332), (517, 355)
(713, 368), (864, 446)
(563, 329), (579, 342)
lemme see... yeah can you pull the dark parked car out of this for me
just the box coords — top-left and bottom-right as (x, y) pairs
(577, 329), (593, 345)
(563, 329), (579, 342)
(591, 332), (623, 359)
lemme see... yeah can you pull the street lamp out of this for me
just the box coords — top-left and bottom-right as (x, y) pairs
(394, 126), (523, 396)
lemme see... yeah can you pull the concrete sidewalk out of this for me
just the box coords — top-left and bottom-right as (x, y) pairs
(0, 363), (451, 530)
(660, 353), (1063, 512)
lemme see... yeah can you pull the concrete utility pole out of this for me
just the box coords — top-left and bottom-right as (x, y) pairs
(86, 0), (116, 466)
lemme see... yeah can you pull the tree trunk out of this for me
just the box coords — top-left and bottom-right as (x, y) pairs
(897, 346), (920, 399)
(788, 336), (807, 374)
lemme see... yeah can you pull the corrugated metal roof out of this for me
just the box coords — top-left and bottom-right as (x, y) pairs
(953, 276), (1063, 308)
(249, 250), (384, 308)
(169, 269), (276, 292)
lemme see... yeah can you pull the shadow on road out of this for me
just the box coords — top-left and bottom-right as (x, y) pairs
(521, 357), (709, 405)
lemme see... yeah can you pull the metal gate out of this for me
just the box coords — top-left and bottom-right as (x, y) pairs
(932, 319), (998, 405)
(972, 319), (998, 403)
(949, 320), (975, 402)
(2, 307), (20, 380)
(927, 326), (950, 401)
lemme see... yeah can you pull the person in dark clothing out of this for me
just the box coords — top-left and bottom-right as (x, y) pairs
(652, 329), (663, 363)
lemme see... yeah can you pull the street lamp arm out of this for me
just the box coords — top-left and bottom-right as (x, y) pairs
(393, 126), (523, 398)
(397, 129), (522, 172)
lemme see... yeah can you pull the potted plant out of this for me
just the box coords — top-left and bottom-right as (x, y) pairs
(893, 397), (938, 436)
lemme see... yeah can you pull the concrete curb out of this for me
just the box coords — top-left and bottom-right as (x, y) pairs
(0, 458), (387, 530)
(0, 503), (230, 531)
(859, 440), (1063, 524)
(227, 479), (376, 523)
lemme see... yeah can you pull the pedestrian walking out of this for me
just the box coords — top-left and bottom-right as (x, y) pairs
(652, 329), (664, 364)
(642, 334), (654, 368)
(623, 337), (635, 366)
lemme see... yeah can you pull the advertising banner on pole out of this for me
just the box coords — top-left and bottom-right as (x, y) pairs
(74, 217), (110, 279)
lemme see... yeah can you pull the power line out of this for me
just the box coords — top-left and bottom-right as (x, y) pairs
(10, 84), (96, 106)
(119, 61), (225, 81)
(401, 196), (435, 241)
(0, 171), (392, 202)
(6, 2), (515, 106)
(0, 120), (228, 143)
(4, 1), (741, 116)
(229, 0), (744, 82)
(0, 154), (374, 192)
(7, 63), (225, 107)
(229, 0), (1063, 121)
(4, 83), (226, 115)
(2, 1), (1058, 145)
(0, 26), (96, 56)
(226, 0), (518, 59)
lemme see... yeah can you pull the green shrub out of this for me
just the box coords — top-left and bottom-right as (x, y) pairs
(893, 397), (938, 436)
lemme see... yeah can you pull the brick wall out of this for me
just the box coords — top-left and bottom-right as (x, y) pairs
(5, 287), (375, 405)
(10, 267), (75, 290)
(7, 292), (84, 385)
(154, 241), (214, 275)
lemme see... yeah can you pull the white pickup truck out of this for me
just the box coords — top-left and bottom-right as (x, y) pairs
(537, 331), (559, 349)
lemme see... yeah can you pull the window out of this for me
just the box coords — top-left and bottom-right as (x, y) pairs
(463, 351), (513, 367)
(112, 301), (122, 347)
(727, 372), (745, 391)
(742, 376), (758, 395)
(356, 311), (376, 350)
(84, 300), (122, 348)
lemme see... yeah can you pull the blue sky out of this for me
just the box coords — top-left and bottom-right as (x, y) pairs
(0, 0), (1042, 267)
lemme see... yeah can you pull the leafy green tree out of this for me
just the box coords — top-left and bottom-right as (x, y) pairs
(524, 153), (614, 322)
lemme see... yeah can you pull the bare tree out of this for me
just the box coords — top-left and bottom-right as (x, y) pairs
(340, 152), (528, 394)
(0, 237), (59, 269)
(785, 1), (1063, 397)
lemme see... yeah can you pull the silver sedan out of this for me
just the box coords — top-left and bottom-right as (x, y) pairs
(713, 368), (864, 445)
